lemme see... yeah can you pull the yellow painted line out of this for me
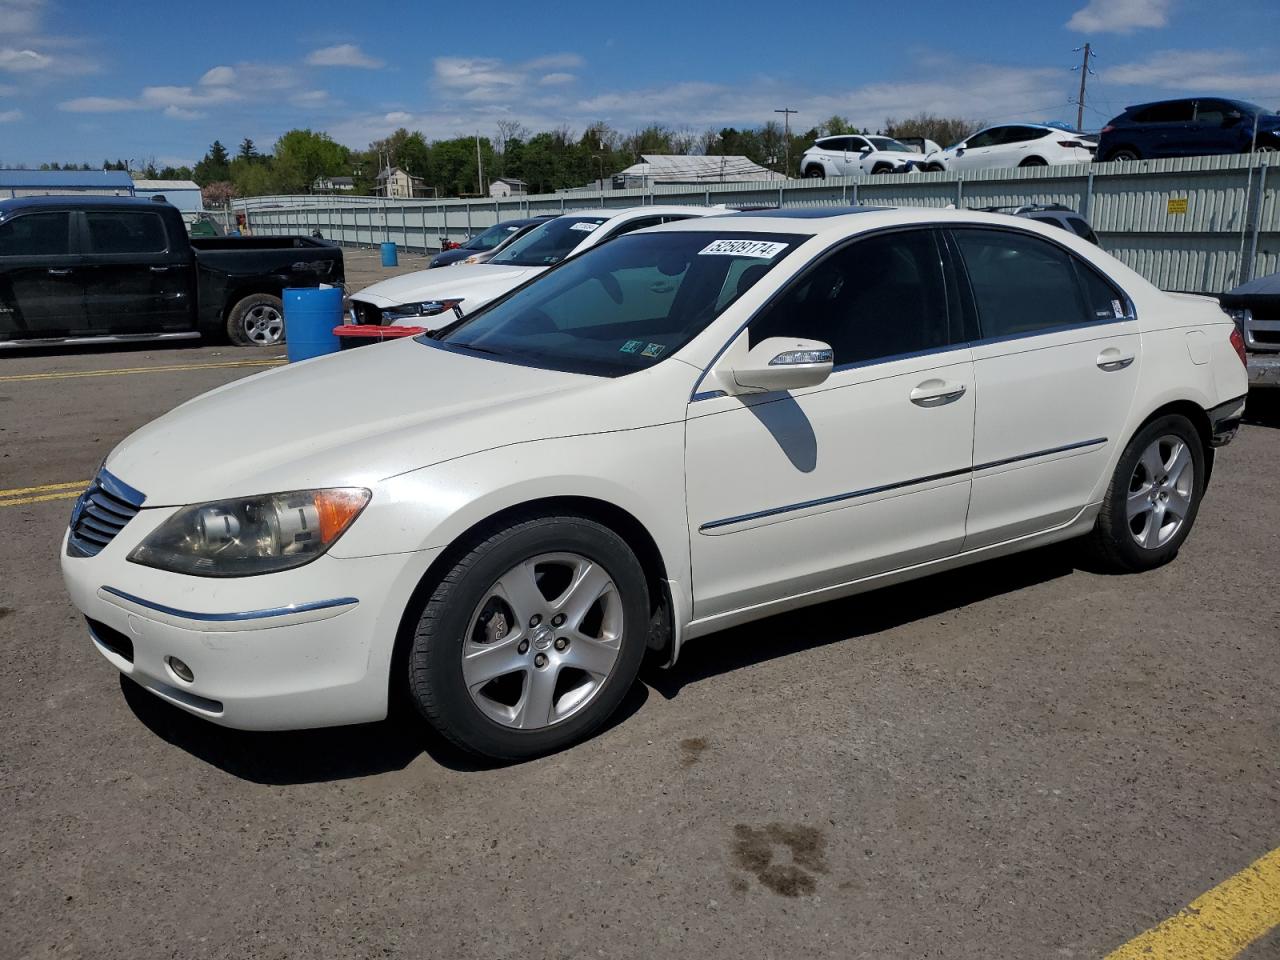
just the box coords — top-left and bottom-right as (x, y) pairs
(0, 480), (86, 497)
(0, 358), (284, 383)
(1105, 846), (1280, 959)
(0, 490), (82, 507)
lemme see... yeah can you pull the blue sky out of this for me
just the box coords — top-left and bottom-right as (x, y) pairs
(1, 0), (1278, 167)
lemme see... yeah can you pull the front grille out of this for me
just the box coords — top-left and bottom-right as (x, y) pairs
(67, 469), (145, 558)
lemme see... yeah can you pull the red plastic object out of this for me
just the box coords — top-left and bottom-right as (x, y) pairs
(334, 324), (426, 348)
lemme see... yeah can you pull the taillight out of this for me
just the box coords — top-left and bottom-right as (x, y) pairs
(1058, 140), (1086, 148)
(1230, 326), (1248, 367)
(1101, 125), (1115, 134)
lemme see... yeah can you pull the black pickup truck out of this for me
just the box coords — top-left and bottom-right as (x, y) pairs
(0, 195), (344, 348)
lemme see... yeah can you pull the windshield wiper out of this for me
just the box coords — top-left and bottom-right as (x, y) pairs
(445, 341), (505, 357)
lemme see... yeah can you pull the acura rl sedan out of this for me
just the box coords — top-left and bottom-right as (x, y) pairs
(62, 206), (1248, 760)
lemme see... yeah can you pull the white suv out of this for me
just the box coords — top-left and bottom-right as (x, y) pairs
(801, 135), (925, 177)
(923, 123), (1096, 172)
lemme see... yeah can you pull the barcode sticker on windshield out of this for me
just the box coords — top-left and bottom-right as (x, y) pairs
(698, 239), (787, 259)
(570, 221), (602, 232)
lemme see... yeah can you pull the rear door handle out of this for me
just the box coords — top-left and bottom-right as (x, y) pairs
(910, 380), (967, 407)
(1097, 348), (1135, 371)
(47, 268), (73, 276)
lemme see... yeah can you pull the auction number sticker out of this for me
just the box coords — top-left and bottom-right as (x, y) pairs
(698, 239), (788, 259)
(570, 221), (603, 232)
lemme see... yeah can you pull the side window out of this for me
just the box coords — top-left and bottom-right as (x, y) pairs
(0, 212), (73, 257)
(954, 228), (1114, 336)
(1066, 217), (1099, 244)
(1075, 260), (1129, 322)
(85, 212), (168, 255)
(1133, 101), (1193, 123)
(1001, 126), (1037, 145)
(748, 229), (953, 366)
(849, 137), (870, 152)
(965, 129), (999, 149)
(598, 216), (661, 242)
(1193, 100), (1228, 126)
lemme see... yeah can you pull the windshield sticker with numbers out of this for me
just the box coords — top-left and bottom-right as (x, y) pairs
(698, 239), (788, 259)
(640, 342), (666, 358)
(570, 221), (602, 232)
(619, 339), (643, 354)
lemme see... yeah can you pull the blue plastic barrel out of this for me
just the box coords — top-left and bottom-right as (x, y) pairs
(283, 287), (343, 362)
(380, 241), (398, 267)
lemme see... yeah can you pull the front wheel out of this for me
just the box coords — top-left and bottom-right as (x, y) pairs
(226, 293), (285, 346)
(1019, 156), (1047, 167)
(802, 166), (825, 179)
(407, 514), (650, 760)
(1084, 415), (1206, 572)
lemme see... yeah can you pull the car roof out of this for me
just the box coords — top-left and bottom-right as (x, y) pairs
(555, 205), (719, 221)
(0, 194), (171, 214)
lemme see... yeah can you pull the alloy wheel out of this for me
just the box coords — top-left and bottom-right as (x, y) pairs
(242, 304), (284, 345)
(461, 552), (623, 730)
(1126, 435), (1195, 549)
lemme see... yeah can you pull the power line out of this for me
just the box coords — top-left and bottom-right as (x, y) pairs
(1071, 43), (1097, 132)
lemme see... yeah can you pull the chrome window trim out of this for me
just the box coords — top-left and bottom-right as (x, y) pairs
(100, 586), (358, 622)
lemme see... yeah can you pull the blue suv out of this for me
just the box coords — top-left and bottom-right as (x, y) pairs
(1098, 97), (1280, 162)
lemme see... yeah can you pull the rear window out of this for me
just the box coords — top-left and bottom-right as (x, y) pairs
(1132, 101), (1193, 123)
(86, 211), (168, 254)
(0, 212), (73, 257)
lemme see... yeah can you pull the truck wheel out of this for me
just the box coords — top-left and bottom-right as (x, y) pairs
(226, 294), (285, 347)
(1083, 414), (1205, 572)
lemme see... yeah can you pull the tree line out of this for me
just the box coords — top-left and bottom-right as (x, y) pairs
(25, 112), (980, 204)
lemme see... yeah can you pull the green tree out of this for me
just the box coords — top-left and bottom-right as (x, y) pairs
(272, 129), (350, 193)
(237, 138), (260, 163)
(192, 141), (232, 185)
(883, 113), (980, 148)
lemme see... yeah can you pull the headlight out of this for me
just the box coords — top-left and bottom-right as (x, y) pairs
(128, 488), (370, 577)
(382, 299), (464, 322)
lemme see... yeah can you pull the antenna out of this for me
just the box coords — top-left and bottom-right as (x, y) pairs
(1071, 43), (1097, 131)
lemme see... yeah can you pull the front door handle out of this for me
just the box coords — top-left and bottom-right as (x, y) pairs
(910, 379), (967, 407)
(1097, 348), (1135, 371)
(47, 268), (73, 276)
(149, 265), (170, 273)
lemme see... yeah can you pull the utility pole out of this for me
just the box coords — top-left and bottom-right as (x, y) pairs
(1072, 43), (1096, 131)
(475, 133), (485, 196)
(775, 107), (798, 177)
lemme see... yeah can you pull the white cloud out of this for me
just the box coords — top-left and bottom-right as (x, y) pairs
(1105, 49), (1280, 91)
(384, 111), (413, 124)
(1068, 0), (1171, 34)
(0, 45), (49, 70)
(291, 88), (330, 107)
(58, 95), (140, 112)
(0, 0), (43, 35)
(141, 84), (239, 108)
(200, 65), (235, 86)
(0, 107), (20, 121)
(305, 43), (383, 69)
(163, 104), (204, 120)
(525, 53), (584, 71)
(539, 72), (575, 86)
(433, 53), (588, 103)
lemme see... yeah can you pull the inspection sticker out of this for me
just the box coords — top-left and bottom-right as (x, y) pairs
(619, 339), (643, 353)
(570, 221), (602, 232)
(698, 239), (788, 259)
(640, 342), (666, 358)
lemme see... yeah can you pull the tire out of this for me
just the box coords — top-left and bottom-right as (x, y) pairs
(924, 162), (945, 173)
(870, 163), (894, 175)
(1106, 147), (1141, 162)
(1019, 156), (1047, 167)
(407, 513), (650, 760)
(226, 293), (285, 347)
(1084, 414), (1206, 572)
(803, 166), (825, 179)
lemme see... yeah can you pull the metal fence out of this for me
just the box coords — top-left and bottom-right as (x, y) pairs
(233, 153), (1276, 294)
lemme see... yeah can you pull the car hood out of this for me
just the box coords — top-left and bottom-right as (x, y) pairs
(104, 337), (694, 507)
(349, 262), (544, 309)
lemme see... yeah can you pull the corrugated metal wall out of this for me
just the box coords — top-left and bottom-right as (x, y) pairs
(236, 153), (1277, 293)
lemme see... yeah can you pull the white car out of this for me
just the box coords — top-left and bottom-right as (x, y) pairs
(801, 134), (926, 177)
(348, 205), (717, 329)
(922, 123), (1096, 172)
(61, 206), (1247, 760)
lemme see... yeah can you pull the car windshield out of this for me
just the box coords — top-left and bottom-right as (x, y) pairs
(462, 223), (520, 251)
(431, 231), (804, 377)
(488, 215), (608, 267)
(869, 137), (912, 153)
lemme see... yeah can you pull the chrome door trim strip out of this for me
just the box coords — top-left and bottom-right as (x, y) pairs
(972, 436), (1107, 472)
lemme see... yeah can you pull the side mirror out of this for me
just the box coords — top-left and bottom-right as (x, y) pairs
(860, 146), (872, 156)
(728, 337), (834, 394)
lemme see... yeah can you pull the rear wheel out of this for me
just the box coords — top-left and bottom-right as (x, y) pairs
(226, 293), (284, 346)
(407, 514), (650, 760)
(1019, 156), (1047, 167)
(870, 163), (894, 175)
(1106, 147), (1141, 162)
(1084, 415), (1205, 572)
(803, 166), (825, 179)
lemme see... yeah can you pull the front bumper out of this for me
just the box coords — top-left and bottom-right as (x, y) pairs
(1248, 352), (1280, 388)
(61, 527), (442, 731)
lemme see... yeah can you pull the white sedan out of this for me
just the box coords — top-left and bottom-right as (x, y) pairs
(348, 205), (717, 329)
(61, 207), (1247, 760)
(922, 123), (1096, 172)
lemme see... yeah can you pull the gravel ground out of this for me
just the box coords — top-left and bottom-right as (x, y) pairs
(2, 321), (1278, 959)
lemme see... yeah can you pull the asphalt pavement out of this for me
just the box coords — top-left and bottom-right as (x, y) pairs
(2, 268), (1278, 958)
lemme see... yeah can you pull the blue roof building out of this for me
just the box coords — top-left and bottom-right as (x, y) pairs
(0, 169), (135, 198)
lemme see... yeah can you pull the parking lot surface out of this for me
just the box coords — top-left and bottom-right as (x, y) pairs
(2, 276), (1279, 957)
